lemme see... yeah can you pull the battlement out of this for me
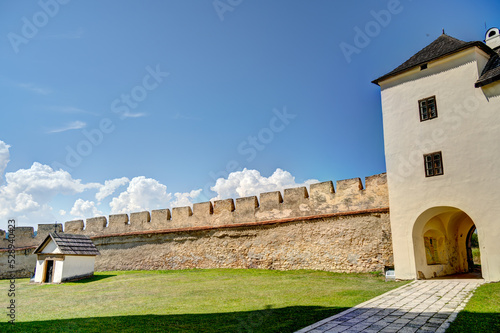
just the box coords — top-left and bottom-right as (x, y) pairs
(1, 173), (388, 248)
(0, 224), (63, 249)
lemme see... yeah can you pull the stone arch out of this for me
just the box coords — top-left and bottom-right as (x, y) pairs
(412, 206), (481, 279)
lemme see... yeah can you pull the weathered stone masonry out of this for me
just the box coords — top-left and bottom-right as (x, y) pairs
(0, 173), (393, 278)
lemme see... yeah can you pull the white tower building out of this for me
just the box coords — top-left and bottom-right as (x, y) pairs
(373, 30), (500, 282)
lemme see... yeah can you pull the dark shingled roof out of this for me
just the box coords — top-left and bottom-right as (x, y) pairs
(33, 233), (100, 256)
(373, 34), (496, 85)
(475, 48), (500, 87)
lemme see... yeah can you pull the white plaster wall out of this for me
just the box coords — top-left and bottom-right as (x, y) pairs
(34, 259), (45, 283)
(61, 256), (96, 281)
(379, 47), (500, 282)
(53, 260), (64, 283)
(34, 258), (63, 283)
(40, 240), (61, 254)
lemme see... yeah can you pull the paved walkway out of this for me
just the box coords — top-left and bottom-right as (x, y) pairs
(296, 278), (484, 333)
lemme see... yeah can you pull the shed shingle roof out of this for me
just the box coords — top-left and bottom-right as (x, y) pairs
(33, 233), (100, 256)
(373, 34), (496, 85)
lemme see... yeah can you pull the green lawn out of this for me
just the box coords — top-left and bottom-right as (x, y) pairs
(446, 282), (500, 333)
(0, 269), (406, 332)
(472, 247), (481, 265)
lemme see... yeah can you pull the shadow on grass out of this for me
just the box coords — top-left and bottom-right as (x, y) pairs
(68, 274), (117, 284)
(0, 305), (347, 333)
(446, 311), (500, 333)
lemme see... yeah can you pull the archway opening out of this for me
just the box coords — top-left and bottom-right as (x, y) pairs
(413, 207), (482, 279)
(466, 226), (481, 273)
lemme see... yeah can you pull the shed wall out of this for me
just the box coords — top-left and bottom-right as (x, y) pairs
(61, 256), (96, 281)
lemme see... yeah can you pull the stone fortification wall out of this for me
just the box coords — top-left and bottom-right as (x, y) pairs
(0, 173), (392, 277)
(0, 224), (63, 249)
(0, 247), (37, 279)
(93, 209), (392, 273)
(66, 173), (389, 237)
(0, 224), (61, 279)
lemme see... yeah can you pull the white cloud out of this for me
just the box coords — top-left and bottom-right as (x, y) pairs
(70, 199), (102, 218)
(210, 168), (318, 200)
(120, 111), (147, 119)
(96, 177), (130, 202)
(14, 192), (40, 212)
(110, 176), (172, 214)
(171, 189), (202, 207)
(17, 82), (52, 95)
(2, 162), (99, 197)
(0, 158), (100, 228)
(51, 106), (85, 113)
(48, 120), (86, 133)
(0, 141), (317, 232)
(0, 141), (10, 184)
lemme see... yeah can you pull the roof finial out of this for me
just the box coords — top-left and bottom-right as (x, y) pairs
(54, 221), (58, 234)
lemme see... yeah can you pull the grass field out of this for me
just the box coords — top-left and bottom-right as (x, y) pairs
(472, 247), (481, 265)
(446, 281), (500, 333)
(0, 269), (407, 332)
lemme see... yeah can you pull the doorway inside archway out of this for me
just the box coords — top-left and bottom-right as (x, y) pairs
(466, 226), (481, 273)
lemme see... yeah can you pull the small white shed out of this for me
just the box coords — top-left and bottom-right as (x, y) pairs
(33, 233), (100, 283)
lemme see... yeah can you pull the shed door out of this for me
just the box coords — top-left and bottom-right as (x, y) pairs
(44, 260), (54, 283)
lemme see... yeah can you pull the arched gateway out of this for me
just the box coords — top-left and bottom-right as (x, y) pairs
(412, 207), (480, 279)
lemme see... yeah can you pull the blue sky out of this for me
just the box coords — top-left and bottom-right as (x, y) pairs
(0, 0), (499, 230)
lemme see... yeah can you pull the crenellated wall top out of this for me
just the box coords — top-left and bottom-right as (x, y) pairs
(1, 173), (388, 248)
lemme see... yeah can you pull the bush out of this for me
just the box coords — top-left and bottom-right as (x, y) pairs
(471, 232), (479, 248)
